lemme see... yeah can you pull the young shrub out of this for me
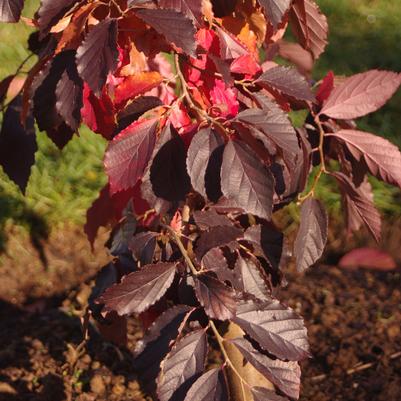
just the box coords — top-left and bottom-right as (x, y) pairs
(1, 0), (401, 399)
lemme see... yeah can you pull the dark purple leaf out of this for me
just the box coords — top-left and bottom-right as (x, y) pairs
(193, 209), (233, 231)
(157, 329), (208, 401)
(45, 121), (74, 150)
(76, 18), (119, 95)
(33, 51), (76, 133)
(211, 0), (236, 17)
(233, 298), (310, 361)
(258, 0), (292, 30)
(104, 118), (158, 194)
(117, 96), (163, 132)
(252, 387), (289, 401)
(231, 338), (300, 399)
(135, 8), (196, 56)
(328, 129), (401, 189)
(290, 0), (328, 60)
(195, 225), (243, 260)
(320, 70), (401, 120)
(234, 255), (271, 301)
(243, 224), (283, 270)
(0, 95), (36, 193)
(183, 368), (228, 401)
(135, 305), (193, 393)
(158, 0), (203, 25)
(142, 124), (191, 213)
(129, 231), (158, 265)
(201, 248), (235, 284)
(193, 273), (236, 320)
(107, 214), (137, 256)
(294, 198), (328, 272)
(37, 0), (78, 35)
(0, 74), (14, 103)
(55, 56), (83, 131)
(256, 66), (314, 102)
(221, 140), (275, 220)
(98, 262), (177, 315)
(186, 127), (224, 200)
(0, 0), (23, 22)
(235, 100), (299, 168)
(332, 172), (382, 242)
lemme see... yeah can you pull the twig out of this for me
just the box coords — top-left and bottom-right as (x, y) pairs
(310, 351), (401, 383)
(164, 224), (199, 275)
(297, 114), (328, 203)
(209, 321), (251, 399)
(174, 53), (229, 138)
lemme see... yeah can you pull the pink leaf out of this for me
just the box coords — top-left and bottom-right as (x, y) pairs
(329, 129), (401, 189)
(320, 70), (401, 119)
(339, 248), (396, 271)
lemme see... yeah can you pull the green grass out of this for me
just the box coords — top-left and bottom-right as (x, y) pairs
(0, 0), (400, 247)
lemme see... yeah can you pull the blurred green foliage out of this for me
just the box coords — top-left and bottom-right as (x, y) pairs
(0, 0), (400, 248)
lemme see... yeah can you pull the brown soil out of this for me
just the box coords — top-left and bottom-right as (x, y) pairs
(0, 224), (400, 401)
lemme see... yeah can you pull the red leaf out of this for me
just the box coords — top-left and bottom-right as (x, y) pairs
(76, 18), (119, 95)
(183, 368), (228, 401)
(294, 198), (328, 272)
(98, 262), (178, 316)
(221, 140), (275, 220)
(104, 118), (158, 194)
(290, 0), (328, 60)
(193, 273), (237, 320)
(259, 0), (292, 30)
(256, 65), (314, 102)
(81, 84), (116, 139)
(332, 172), (382, 242)
(316, 70), (334, 104)
(230, 54), (261, 77)
(157, 330), (208, 401)
(0, 0), (23, 23)
(231, 337), (301, 399)
(233, 298), (310, 361)
(114, 71), (163, 109)
(320, 70), (401, 119)
(339, 248), (396, 271)
(329, 129), (401, 189)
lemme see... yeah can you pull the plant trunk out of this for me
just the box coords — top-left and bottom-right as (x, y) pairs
(223, 323), (274, 401)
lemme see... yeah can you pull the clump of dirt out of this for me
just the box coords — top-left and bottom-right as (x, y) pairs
(0, 224), (400, 400)
(281, 265), (401, 401)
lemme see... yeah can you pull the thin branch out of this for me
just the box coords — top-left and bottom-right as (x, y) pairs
(209, 321), (251, 398)
(310, 351), (401, 383)
(164, 224), (199, 276)
(297, 114), (328, 203)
